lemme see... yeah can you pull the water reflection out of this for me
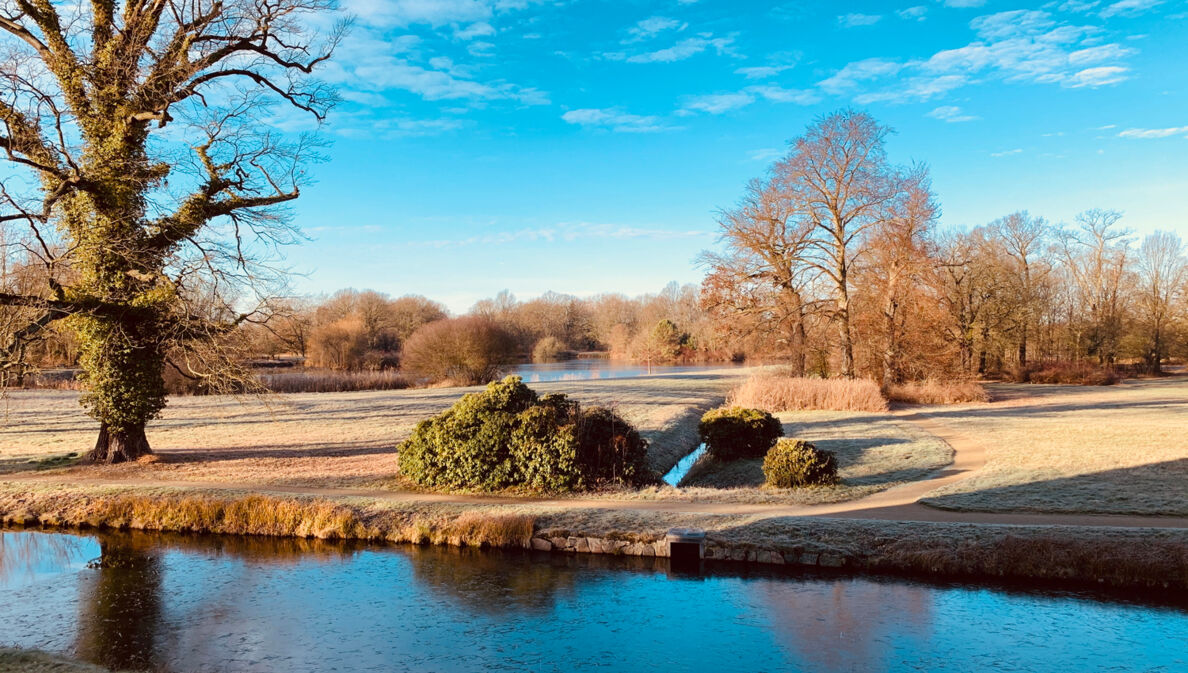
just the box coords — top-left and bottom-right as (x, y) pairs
(508, 361), (739, 383)
(75, 538), (164, 671)
(0, 528), (1185, 673)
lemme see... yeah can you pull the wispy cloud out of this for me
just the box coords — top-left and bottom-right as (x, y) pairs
(898, 6), (929, 20)
(939, 0), (988, 7)
(991, 148), (1024, 156)
(678, 85), (819, 116)
(927, 105), (980, 122)
(561, 108), (670, 133)
(411, 222), (710, 248)
(818, 9), (1135, 104)
(1117, 125), (1188, 138)
(1099, 0), (1163, 19)
(838, 13), (883, 27)
(624, 16), (686, 42)
(748, 148), (783, 162)
(679, 92), (754, 114)
(606, 33), (737, 63)
(735, 64), (794, 79)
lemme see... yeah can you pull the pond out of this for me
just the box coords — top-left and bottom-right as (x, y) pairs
(506, 360), (740, 383)
(2, 529), (1185, 673)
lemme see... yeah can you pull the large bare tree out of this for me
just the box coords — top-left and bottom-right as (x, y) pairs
(0, 0), (342, 461)
(700, 176), (819, 374)
(774, 109), (902, 377)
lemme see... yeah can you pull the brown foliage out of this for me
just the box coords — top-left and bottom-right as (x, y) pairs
(401, 317), (517, 385)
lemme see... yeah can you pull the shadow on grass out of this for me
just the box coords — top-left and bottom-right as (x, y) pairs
(919, 458), (1188, 517)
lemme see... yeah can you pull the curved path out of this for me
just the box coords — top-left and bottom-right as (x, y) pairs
(6, 408), (1188, 529)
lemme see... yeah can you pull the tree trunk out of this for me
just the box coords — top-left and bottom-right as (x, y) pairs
(837, 293), (854, 378)
(89, 422), (152, 463)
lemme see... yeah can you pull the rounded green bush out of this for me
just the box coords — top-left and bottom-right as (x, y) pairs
(399, 376), (653, 492)
(762, 438), (839, 488)
(697, 406), (783, 461)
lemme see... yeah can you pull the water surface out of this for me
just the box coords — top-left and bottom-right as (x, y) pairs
(507, 361), (739, 383)
(1, 529), (1185, 673)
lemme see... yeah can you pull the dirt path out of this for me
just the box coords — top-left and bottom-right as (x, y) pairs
(6, 407), (1188, 529)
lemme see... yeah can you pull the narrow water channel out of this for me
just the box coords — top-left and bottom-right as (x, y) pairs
(662, 443), (706, 486)
(1, 529), (1185, 673)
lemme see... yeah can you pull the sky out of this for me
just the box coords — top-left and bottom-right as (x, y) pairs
(278, 0), (1188, 313)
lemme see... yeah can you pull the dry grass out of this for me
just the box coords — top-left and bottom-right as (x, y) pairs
(728, 373), (888, 413)
(0, 489), (536, 549)
(920, 376), (1188, 515)
(885, 380), (989, 405)
(256, 369), (410, 393)
(670, 409), (953, 503)
(0, 369), (742, 486)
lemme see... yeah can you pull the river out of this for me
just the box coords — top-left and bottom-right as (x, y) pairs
(1, 529), (1185, 673)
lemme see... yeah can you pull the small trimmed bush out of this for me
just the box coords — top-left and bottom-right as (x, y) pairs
(399, 376), (652, 492)
(763, 439), (839, 488)
(698, 406), (783, 461)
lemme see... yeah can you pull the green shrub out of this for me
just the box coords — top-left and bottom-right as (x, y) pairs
(399, 376), (653, 492)
(698, 406), (783, 461)
(763, 438), (839, 488)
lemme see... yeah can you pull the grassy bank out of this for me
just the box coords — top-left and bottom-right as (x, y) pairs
(919, 376), (1188, 516)
(3, 486), (1186, 591)
(673, 409), (952, 503)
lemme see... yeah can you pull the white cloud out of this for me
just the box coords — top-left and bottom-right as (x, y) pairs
(735, 64), (794, 79)
(991, 148), (1024, 156)
(1117, 126), (1188, 138)
(1067, 65), (1129, 86)
(748, 148), (783, 162)
(939, 0), (987, 7)
(561, 108), (670, 133)
(611, 34), (737, 63)
(625, 16), (685, 42)
(838, 13), (883, 27)
(748, 85), (820, 105)
(1099, 0), (1163, 18)
(818, 58), (905, 94)
(898, 6), (928, 20)
(455, 21), (495, 40)
(820, 8), (1136, 102)
(679, 92), (755, 114)
(927, 105), (980, 122)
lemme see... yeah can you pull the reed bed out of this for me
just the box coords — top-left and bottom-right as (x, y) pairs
(728, 373), (889, 412)
(256, 369), (411, 393)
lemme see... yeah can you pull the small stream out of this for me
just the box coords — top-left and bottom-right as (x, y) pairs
(662, 443), (707, 486)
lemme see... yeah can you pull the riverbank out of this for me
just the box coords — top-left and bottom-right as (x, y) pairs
(3, 486), (1186, 591)
(3, 371), (1188, 592)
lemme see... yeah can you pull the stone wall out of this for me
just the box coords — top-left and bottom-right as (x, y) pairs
(530, 534), (850, 569)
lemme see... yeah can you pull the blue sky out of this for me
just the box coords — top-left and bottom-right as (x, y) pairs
(282, 0), (1188, 313)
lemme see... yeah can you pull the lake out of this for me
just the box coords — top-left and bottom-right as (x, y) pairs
(506, 360), (741, 383)
(2, 529), (1185, 673)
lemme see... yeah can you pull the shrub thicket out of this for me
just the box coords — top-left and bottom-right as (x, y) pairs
(399, 377), (653, 492)
(400, 317), (517, 385)
(698, 406), (783, 461)
(763, 438), (839, 488)
(531, 336), (567, 362)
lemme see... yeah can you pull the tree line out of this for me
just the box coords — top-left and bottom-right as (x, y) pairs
(702, 109), (1187, 384)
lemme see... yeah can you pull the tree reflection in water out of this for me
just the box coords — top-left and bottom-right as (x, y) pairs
(405, 546), (665, 615)
(74, 535), (165, 671)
